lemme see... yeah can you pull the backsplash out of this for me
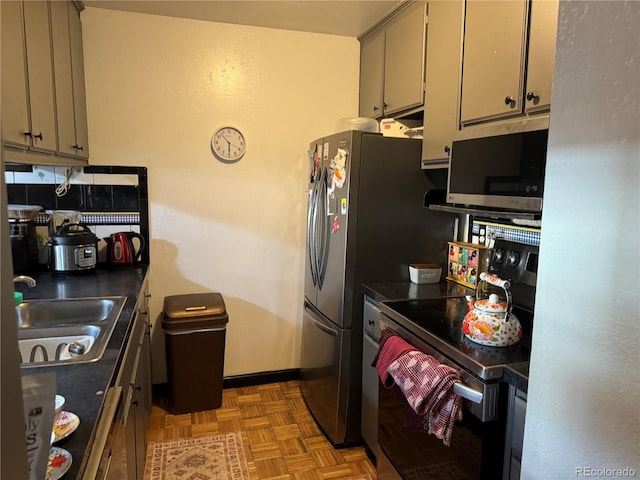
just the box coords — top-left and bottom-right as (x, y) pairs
(471, 219), (541, 247)
(5, 164), (149, 265)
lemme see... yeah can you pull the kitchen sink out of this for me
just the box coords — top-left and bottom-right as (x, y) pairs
(16, 296), (127, 368)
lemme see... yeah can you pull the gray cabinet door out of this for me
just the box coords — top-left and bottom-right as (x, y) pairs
(1, 1), (30, 149)
(361, 298), (381, 453)
(69, 2), (90, 159)
(524, 0), (558, 113)
(460, 0), (527, 125)
(50, 0), (77, 157)
(383, 1), (426, 116)
(421, 0), (464, 167)
(359, 29), (385, 118)
(23, 1), (57, 153)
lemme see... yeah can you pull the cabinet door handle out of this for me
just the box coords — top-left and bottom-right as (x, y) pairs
(24, 131), (33, 138)
(368, 319), (375, 326)
(73, 144), (84, 151)
(444, 145), (451, 155)
(504, 96), (516, 107)
(373, 106), (379, 112)
(33, 132), (43, 140)
(526, 91), (539, 103)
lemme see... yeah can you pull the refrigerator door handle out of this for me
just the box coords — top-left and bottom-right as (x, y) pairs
(307, 172), (320, 286)
(317, 167), (330, 289)
(312, 167), (324, 285)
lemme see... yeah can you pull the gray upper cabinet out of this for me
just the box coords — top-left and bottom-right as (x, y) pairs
(1, 1), (31, 149)
(460, 0), (528, 125)
(359, 29), (385, 119)
(68, 2), (90, 160)
(51, 1), (77, 158)
(524, 0), (558, 113)
(460, 0), (558, 126)
(23, 1), (58, 153)
(359, 1), (427, 119)
(51, 0), (90, 160)
(2, 0), (89, 165)
(421, 0), (464, 168)
(2, 1), (57, 153)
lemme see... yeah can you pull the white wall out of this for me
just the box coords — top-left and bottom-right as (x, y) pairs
(523, 1), (639, 477)
(81, 8), (360, 382)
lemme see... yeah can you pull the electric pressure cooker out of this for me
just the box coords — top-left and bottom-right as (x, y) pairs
(48, 223), (98, 274)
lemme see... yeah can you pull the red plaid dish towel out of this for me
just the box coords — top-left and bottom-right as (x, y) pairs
(387, 349), (463, 446)
(373, 329), (417, 388)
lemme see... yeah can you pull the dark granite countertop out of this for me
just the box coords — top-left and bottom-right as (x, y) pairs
(17, 266), (149, 480)
(503, 362), (530, 393)
(362, 279), (473, 303)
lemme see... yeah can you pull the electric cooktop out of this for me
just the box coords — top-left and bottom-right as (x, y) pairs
(380, 239), (538, 380)
(380, 297), (532, 380)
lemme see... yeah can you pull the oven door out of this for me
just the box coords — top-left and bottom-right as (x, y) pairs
(377, 315), (507, 480)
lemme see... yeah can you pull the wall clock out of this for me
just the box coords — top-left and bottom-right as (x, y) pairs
(211, 126), (246, 162)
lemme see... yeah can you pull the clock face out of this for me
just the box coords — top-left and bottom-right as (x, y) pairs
(211, 127), (246, 162)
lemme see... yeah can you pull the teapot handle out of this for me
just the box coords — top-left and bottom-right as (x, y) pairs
(479, 272), (510, 289)
(476, 272), (513, 322)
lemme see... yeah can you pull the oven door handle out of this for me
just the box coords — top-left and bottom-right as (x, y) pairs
(453, 382), (483, 404)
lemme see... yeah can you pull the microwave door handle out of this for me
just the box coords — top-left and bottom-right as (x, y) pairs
(453, 382), (483, 404)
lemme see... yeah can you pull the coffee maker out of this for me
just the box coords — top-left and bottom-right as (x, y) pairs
(8, 204), (42, 274)
(10, 219), (38, 273)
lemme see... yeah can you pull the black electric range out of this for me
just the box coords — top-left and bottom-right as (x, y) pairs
(379, 239), (538, 381)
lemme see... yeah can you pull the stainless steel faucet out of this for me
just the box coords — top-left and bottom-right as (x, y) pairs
(13, 275), (37, 287)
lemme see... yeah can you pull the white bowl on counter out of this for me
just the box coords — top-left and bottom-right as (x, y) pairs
(409, 263), (442, 284)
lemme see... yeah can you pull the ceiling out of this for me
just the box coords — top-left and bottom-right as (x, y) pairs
(83, 1), (405, 38)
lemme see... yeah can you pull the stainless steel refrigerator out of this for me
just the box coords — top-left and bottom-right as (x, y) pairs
(301, 130), (456, 446)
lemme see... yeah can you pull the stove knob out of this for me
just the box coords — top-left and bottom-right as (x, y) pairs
(506, 251), (520, 266)
(493, 248), (506, 263)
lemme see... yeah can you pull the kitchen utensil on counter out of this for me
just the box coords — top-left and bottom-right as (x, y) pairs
(9, 219), (39, 273)
(8, 204), (43, 220)
(8, 204), (43, 273)
(462, 272), (522, 347)
(408, 263), (442, 284)
(48, 210), (82, 236)
(104, 232), (145, 267)
(48, 224), (98, 274)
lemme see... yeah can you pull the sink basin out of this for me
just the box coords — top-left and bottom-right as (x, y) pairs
(17, 296), (127, 368)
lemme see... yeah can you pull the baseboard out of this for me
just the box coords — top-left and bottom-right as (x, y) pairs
(223, 368), (300, 388)
(152, 368), (300, 397)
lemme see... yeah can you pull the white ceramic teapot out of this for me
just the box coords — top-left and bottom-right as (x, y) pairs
(462, 273), (522, 347)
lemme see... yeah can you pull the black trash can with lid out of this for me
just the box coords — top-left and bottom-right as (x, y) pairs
(162, 292), (228, 414)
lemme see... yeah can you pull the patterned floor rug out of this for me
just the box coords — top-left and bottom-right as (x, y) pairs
(143, 432), (249, 479)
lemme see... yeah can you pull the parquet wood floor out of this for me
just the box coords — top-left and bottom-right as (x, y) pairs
(146, 380), (377, 480)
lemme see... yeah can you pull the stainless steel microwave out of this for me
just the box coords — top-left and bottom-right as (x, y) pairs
(447, 115), (549, 212)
